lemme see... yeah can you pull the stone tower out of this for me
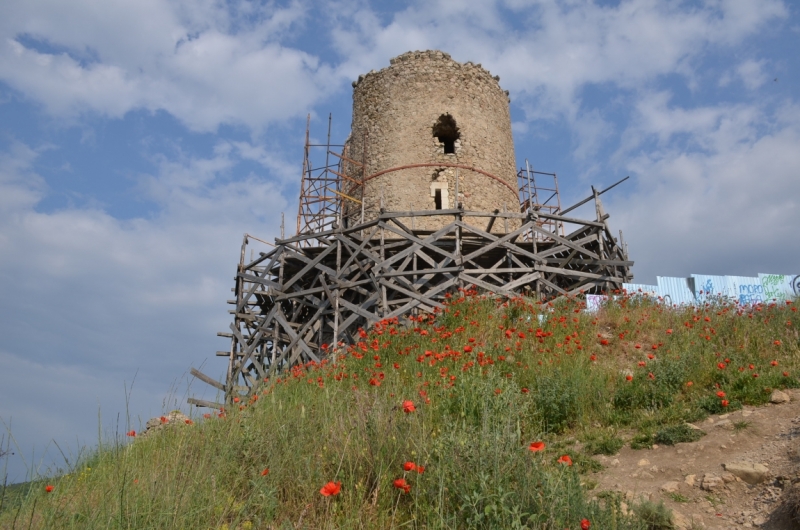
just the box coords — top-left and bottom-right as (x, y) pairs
(343, 50), (519, 231)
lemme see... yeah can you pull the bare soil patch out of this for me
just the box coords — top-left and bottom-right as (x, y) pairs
(587, 389), (800, 529)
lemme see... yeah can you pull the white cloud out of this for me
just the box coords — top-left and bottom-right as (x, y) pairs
(0, 0), (333, 131)
(611, 100), (800, 282)
(0, 140), (288, 480)
(736, 58), (769, 90)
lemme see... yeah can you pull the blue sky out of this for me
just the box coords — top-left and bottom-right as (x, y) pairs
(1, 0), (799, 482)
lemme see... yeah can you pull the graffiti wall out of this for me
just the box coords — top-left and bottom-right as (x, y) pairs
(584, 274), (797, 312)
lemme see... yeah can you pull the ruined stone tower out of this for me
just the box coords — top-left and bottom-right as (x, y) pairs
(342, 50), (519, 231)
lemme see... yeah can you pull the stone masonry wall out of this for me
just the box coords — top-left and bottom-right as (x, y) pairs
(343, 50), (519, 232)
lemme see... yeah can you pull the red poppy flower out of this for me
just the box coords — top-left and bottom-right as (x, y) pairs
(320, 481), (342, 496)
(494, 388), (502, 395)
(638, 361), (646, 367)
(686, 381), (693, 387)
(771, 360), (778, 366)
(45, 485), (54, 493)
(521, 387), (529, 393)
(463, 345), (473, 353)
(393, 477), (411, 493)
(261, 468), (269, 476)
(403, 461), (417, 472)
(203, 413), (211, 419)
(126, 430), (136, 437)
(581, 519), (591, 530)
(625, 375), (633, 381)
(774, 340), (782, 346)
(647, 353), (655, 360)
(160, 416), (168, 423)
(369, 378), (381, 386)
(648, 372), (655, 380)
(717, 362), (726, 370)
(716, 391), (725, 398)
(721, 399), (729, 407)
(666, 329), (673, 334)
(634, 344), (641, 349)
(402, 400), (416, 413)
(529, 441), (545, 452)
(184, 419), (193, 425)
(416, 465), (425, 474)
(557, 455), (573, 466)
(600, 339), (609, 346)
(589, 354), (596, 361)
(784, 372), (790, 377)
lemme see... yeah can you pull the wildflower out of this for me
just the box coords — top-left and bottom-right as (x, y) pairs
(771, 360), (779, 366)
(416, 465), (425, 474)
(666, 329), (673, 334)
(369, 378), (381, 386)
(521, 387), (529, 394)
(463, 345), (473, 353)
(185, 419), (193, 425)
(716, 391), (726, 398)
(774, 340), (782, 346)
(648, 372), (655, 380)
(160, 416), (168, 423)
(784, 372), (790, 377)
(686, 381), (693, 387)
(721, 400), (729, 407)
(634, 344), (641, 349)
(45, 485), (54, 493)
(126, 430), (136, 437)
(233, 397), (240, 403)
(600, 339), (609, 346)
(403, 461), (417, 472)
(638, 361), (646, 367)
(261, 468), (269, 476)
(589, 354), (596, 362)
(749, 364), (755, 370)
(393, 363), (400, 369)
(529, 441), (545, 452)
(320, 481), (341, 496)
(494, 388), (502, 395)
(557, 455), (573, 466)
(203, 413), (211, 419)
(581, 519), (591, 530)
(402, 400), (416, 413)
(393, 478), (411, 493)
(717, 362), (726, 370)
(647, 353), (655, 360)
(626, 375), (633, 381)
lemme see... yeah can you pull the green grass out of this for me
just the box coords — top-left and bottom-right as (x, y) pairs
(1, 292), (797, 529)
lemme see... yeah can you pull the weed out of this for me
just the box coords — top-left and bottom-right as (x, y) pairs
(632, 499), (675, 529)
(733, 420), (751, 432)
(583, 429), (624, 456)
(653, 424), (705, 446)
(667, 492), (689, 503)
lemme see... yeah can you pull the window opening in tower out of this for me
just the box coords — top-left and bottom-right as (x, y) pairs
(434, 189), (443, 210)
(432, 114), (460, 154)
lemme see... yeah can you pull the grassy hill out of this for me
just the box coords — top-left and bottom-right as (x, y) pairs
(1, 291), (797, 529)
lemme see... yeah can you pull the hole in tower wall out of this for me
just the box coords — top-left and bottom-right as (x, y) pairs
(432, 114), (460, 154)
(434, 189), (442, 210)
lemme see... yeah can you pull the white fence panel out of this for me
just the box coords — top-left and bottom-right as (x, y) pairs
(657, 276), (696, 307)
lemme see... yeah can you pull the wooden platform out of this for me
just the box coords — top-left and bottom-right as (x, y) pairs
(188, 202), (632, 407)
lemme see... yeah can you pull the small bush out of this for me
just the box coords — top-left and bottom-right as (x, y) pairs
(653, 424), (705, 446)
(633, 499), (675, 529)
(630, 432), (653, 450)
(583, 430), (624, 456)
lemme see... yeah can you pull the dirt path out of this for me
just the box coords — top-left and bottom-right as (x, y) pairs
(588, 389), (800, 529)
